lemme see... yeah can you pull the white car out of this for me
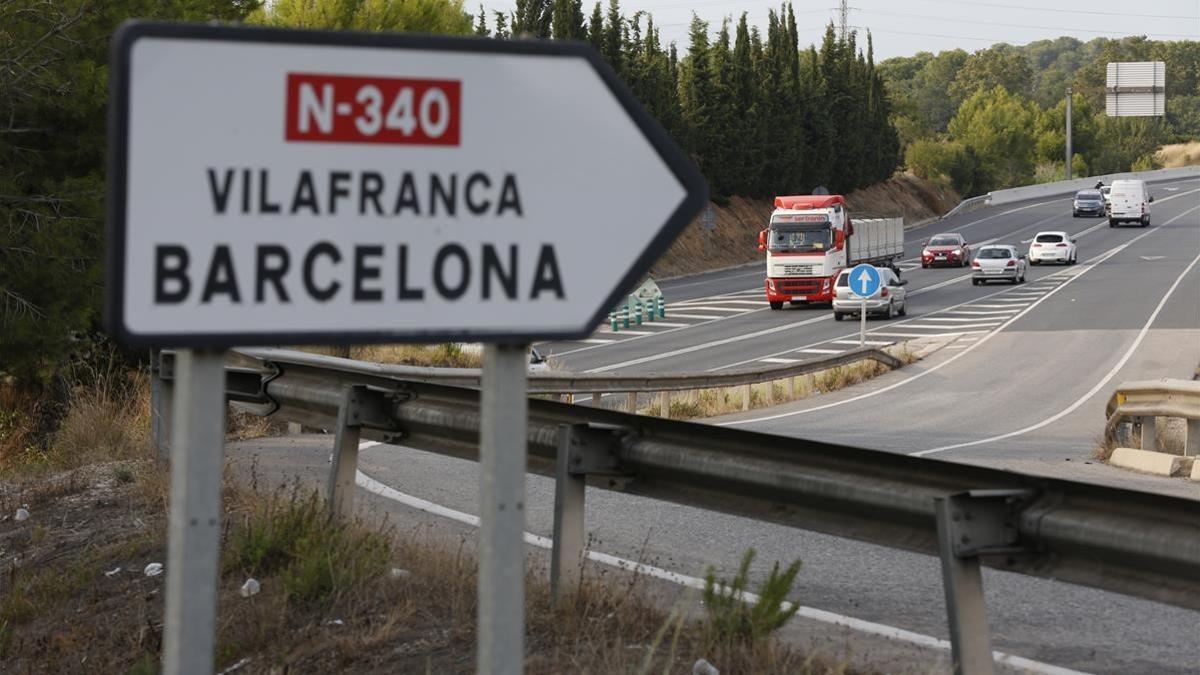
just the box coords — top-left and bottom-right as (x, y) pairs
(1028, 231), (1077, 265)
(832, 266), (908, 320)
(971, 245), (1027, 284)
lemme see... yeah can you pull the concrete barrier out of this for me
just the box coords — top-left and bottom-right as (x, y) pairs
(1109, 447), (1190, 477)
(986, 166), (1200, 206)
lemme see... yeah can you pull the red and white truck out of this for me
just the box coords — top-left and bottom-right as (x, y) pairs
(758, 195), (904, 309)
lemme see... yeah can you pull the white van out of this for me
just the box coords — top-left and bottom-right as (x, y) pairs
(1108, 179), (1153, 227)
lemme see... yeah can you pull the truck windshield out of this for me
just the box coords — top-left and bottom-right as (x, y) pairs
(769, 227), (831, 252)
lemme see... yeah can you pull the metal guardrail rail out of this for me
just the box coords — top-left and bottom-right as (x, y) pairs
(176, 349), (1200, 673)
(230, 346), (903, 416)
(1105, 378), (1200, 456)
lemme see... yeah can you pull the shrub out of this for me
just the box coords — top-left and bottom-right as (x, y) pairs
(702, 549), (802, 645)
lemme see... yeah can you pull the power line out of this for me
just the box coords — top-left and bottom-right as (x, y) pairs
(855, 7), (1197, 38)
(863, 0), (1198, 21)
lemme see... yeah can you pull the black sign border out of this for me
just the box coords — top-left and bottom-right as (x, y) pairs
(106, 20), (708, 348)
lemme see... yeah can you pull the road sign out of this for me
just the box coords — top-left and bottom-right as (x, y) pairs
(1106, 61), (1165, 117)
(105, 22), (707, 348)
(849, 263), (882, 298)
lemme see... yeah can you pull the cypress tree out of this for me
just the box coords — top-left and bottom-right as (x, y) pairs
(551, 0), (585, 40)
(587, 2), (604, 50)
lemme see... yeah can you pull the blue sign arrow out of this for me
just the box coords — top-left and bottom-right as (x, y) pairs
(849, 263), (882, 298)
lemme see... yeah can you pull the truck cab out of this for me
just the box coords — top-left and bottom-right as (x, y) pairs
(759, 195), (851, 309)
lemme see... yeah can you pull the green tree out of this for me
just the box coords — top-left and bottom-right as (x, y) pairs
(253, 0), (473, 33)
(949, 44), (1034, 102)
(947, 86), (1040, 189)
(550, 0), (584, 40)
(511, 0), (551, 37)
(1, 0), (259, 385)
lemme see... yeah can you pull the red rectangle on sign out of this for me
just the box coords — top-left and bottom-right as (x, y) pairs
(285, 73), (461, 146)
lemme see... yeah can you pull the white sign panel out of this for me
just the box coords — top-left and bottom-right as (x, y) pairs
(106, 22), (706, 347)
(1106, 61), (1165, 117)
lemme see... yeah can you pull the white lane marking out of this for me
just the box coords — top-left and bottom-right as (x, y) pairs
(640, 322), (690, 327)
(692, 299), (767, 306)
(598, 329), (654, 336)
(715, 213), (1185, 426)
(967, 303), (1032, 309)
(761, 357), (801, 363)
(668, 305), (749, 313)
(944, 309), (1020, 316)
(797, 348), (844, 355)
(587, 314), (830, 373)
(579, 338), (615, 344)
(869, 331), (963, 339)
(354, 444), (1088, 675)
(661, 312), (725, 320)
(914, 229), (1200, 457)
(831, 339), (894, 346)
(947, 345), (969, 350)
(958, 336), (982, 342)
(896, 322), (1003, 330)
(915, 316), (1006, 323)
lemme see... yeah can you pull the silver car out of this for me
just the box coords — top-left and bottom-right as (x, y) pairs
(971, 245), (1027, 285)
(832, 266), (908, 320)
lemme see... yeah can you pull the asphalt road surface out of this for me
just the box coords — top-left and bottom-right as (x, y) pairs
(244, 174), (1200, 674)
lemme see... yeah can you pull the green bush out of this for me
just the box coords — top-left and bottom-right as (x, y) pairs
(702, 548), (802, 645)
(224, 490), (392, 605)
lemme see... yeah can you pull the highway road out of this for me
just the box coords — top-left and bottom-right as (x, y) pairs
(239, 174), (1200, 673)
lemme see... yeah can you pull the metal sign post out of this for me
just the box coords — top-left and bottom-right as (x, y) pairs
(105, 22), (705, 675)
(478, 344), (529, 674)
(849, 263), (881, 348)
(162, 348), (227, 675)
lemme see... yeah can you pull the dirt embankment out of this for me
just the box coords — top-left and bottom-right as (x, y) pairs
(649, 173), (960, 279)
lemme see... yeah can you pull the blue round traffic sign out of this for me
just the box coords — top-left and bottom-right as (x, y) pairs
(848, 264), (882, 298)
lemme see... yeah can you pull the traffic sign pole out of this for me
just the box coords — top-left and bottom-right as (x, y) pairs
(478, 343), (529, 675)
(163, 348), (226, 675)
(860, 295), (867, 347)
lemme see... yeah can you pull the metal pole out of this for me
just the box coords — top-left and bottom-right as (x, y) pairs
(1065, 87), (1073, 181)
(935, 495), (996, 675)
(551, 426), (585, 599)
(478, 343), (528, 675)
(859, 296), (867, 347)
(162, 348), (227, 675)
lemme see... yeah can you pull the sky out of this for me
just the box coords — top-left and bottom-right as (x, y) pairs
(474, 0), (1200, 60)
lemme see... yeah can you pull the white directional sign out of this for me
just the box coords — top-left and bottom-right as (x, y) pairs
(849, 263), (882, 298)
(105, 23), (706, 347)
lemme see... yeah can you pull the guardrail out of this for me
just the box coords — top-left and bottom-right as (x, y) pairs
(939, 194), (991, 220)
(229, 346), (903, 418)
(1105, 379), (1200, 461)
(162, 350), (1200, 673)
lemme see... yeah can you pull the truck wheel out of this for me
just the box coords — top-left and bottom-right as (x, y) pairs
(833, 311), (845, 321)
(1109, 219), (1116, 228)
(769, 301), (784, 310)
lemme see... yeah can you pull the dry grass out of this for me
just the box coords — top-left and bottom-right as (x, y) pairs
(644, 352), (912, 420)
(301, 343), (483, 368)
(1156, 141), (1200, 169)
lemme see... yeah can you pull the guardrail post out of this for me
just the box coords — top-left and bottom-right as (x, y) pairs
(591, 393), (601, 407)
(1187, 418), (1200, 457)
(551, 424), (628, 600)
(741, 384), (751, 411)
(552, 426), (586, 599)
(1138, 416), (1158, 452)
(659, 392), (670, 418)
(626, 392), (637, 413)
(786, 376), (795, 399)
(150, 349), (174, 464)
(765, 380), (775, 406)
(327, 385), (395, 519)
(934, 490), (1031, 675)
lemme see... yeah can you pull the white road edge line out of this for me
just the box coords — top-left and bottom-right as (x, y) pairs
(714, 203), (1199, 427)
(352, 442), (1088, 675)
(914, 215), (1200, 456)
